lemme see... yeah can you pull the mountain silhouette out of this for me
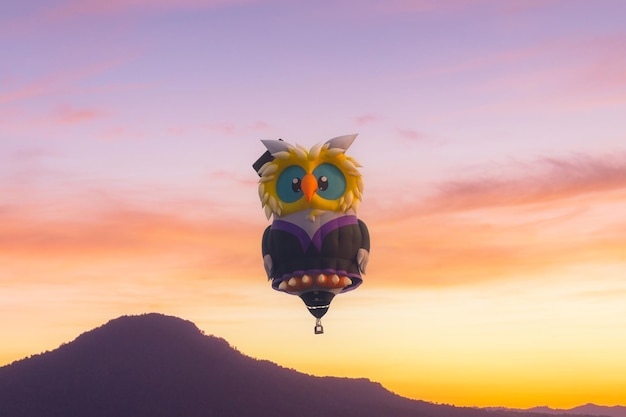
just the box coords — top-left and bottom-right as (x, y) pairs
(0, 313), (603, 417)
(525, 404), (626, 417)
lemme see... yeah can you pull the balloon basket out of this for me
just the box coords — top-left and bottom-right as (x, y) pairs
(314, 318), (324, 334)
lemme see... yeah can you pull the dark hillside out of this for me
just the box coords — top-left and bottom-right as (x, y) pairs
(0, 313), (600, 417)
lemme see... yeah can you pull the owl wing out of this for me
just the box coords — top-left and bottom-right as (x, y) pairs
(357, 248), (369, 274)
(263, 254), (273, 279)
(261, 226), (274, 279)
(357, 219), (370, 274)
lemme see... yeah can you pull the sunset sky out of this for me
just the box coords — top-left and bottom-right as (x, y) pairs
(2, 0), (626, 409)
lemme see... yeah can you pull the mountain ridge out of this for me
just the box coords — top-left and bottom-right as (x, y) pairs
(0, 313), (617, 417)
(522, 404), (626, 417)
(486, 404), (626, 417)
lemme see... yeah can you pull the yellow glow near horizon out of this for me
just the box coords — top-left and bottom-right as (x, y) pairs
(2, 266), (625, 409)
(187, 275), (626, 409)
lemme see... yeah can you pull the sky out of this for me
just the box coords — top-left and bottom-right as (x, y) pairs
(2, 0), (626, 409)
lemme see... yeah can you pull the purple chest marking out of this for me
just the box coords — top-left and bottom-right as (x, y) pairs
(271, 216), (358, 253)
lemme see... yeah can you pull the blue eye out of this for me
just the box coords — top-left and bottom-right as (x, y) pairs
(276, 165), (306, 203)
(312, 163), (345, 200)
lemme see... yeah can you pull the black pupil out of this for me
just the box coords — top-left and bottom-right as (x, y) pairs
(291, 178), (301, 192)
(318, 176), (328, 191)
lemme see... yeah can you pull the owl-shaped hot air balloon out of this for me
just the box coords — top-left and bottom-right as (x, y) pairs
(253, 134), (370, 334)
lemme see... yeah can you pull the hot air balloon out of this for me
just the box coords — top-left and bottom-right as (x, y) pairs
(253, 134), (370, 334)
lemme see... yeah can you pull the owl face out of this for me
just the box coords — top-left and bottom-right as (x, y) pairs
(257, 134), (364, 219)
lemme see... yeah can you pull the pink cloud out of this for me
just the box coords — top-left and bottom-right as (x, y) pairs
(0, 77), (55, 105)
(166, 127), (188, 136)
(496, 0), (565, 15)
(396, 128), (424, 142)
(354, 113), (381, 125)
(248, 121), (272, 131)
(563, 33), (626, 94)
(342, 0), (561, 18)
(0, 59), (129, 105)
(10, 148), (58, 162)
(0, 148), (65, 191)
(55, 105), (105, 125)
(202, 121), (273, 137)
(1, 0), (262, 34)
(161, 121), (271, 140)
(397, 32), (626, 116)
(99, 126), (146, 141)
(431, 33), (626, 117)
(204, 122), (237, 136)
(350, 0), (489, 15)
(415, 43), (547, 80)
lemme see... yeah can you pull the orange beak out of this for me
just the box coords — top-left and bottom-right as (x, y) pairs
(301, 173), (317, 202)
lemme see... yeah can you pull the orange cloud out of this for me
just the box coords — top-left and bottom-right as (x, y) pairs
(2, 206), (257, 257)
(370, 200), (626, 287)
(5, 152), (626, 292)
(0, 182), (266, 289)
(364, 152), (626, 287)
(0, 174), (286, 291)
(419, 153), (626, 214)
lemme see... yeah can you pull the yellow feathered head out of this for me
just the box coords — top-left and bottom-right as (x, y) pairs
(255, 134), (364, 220)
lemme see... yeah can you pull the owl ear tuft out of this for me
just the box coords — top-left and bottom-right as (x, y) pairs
(261, 139), (292, 155)
(324, 134), (358, 152)
(254, 139), (289, 176)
